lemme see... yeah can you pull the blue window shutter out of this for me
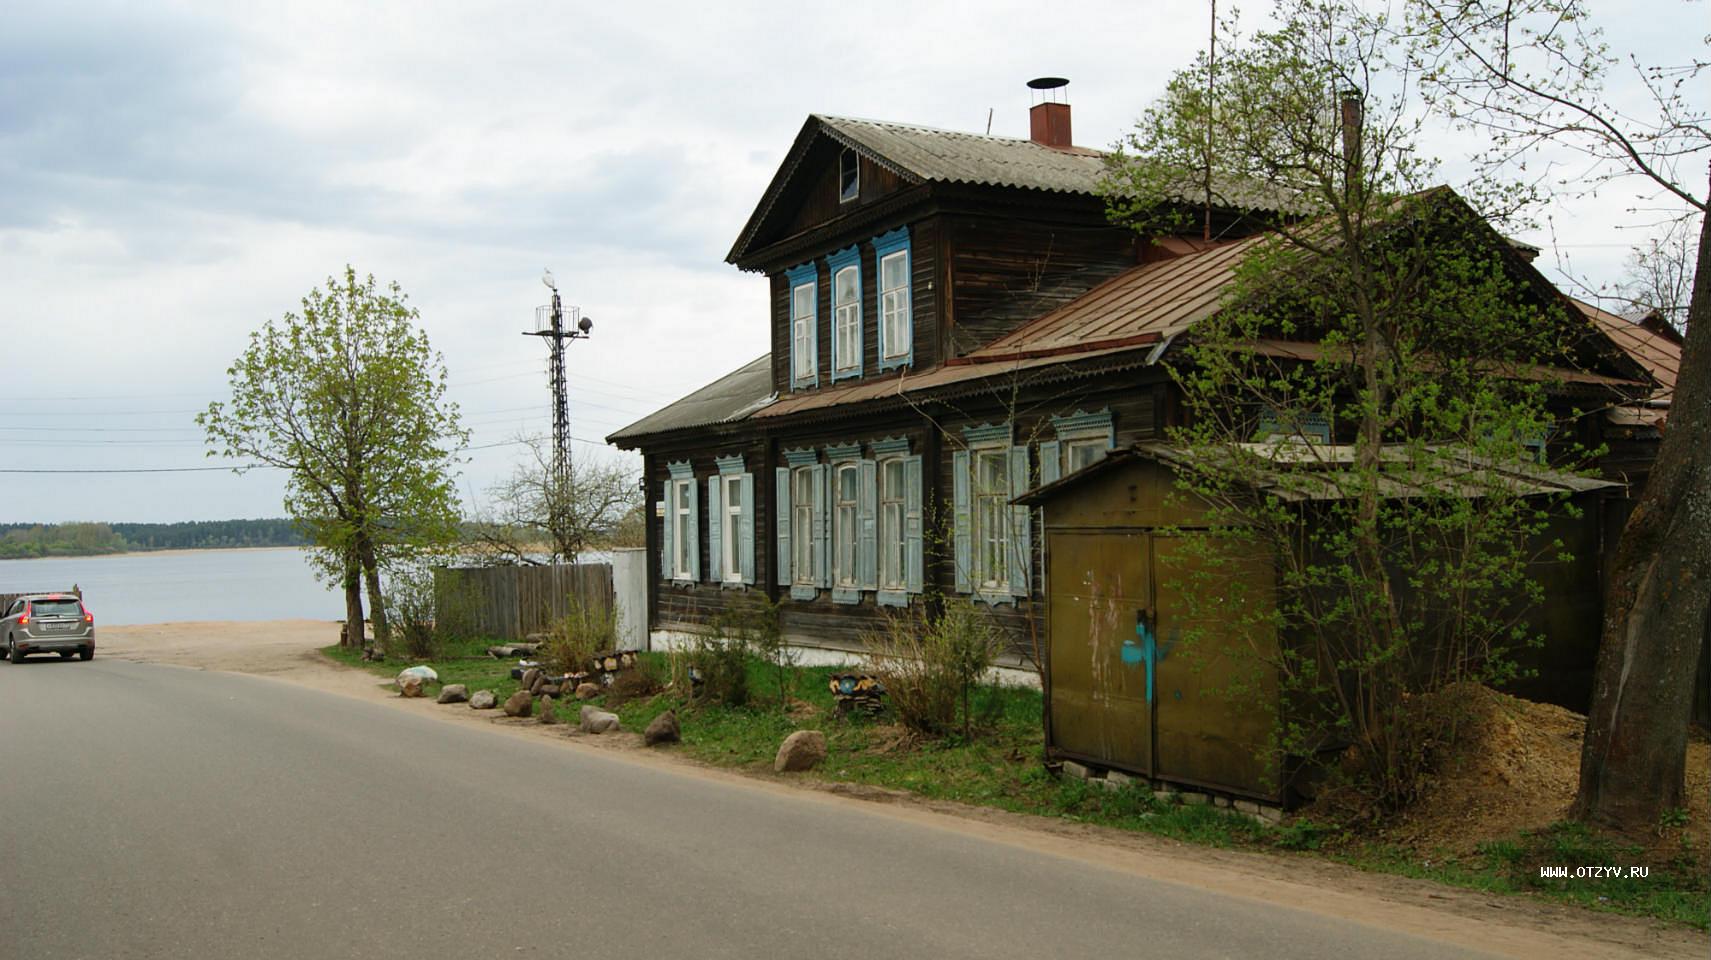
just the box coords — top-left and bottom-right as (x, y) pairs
(660, 488), (673, 579)
(706, 477), (722, 583)
(687, 478), (701, 582)
(1040, 441), (1061, 485)
(739, 473), (756, 584)
(775, 467), (791, 586)
(811, 464), (829, 589)
(1008, 445), (1030, 598)
(858, 459), (877, 590)
(952, 449), (971, 594)
(904, 455), (924, 594)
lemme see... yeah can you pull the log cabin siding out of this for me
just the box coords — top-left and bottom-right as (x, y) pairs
(786, 151), (909, 237)
(943, 211), (1139, 357)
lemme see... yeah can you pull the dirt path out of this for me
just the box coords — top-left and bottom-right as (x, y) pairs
(98, 621), (1706, 960)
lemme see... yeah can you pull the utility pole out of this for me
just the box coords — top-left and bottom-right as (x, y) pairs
(525, 269), (592, 559)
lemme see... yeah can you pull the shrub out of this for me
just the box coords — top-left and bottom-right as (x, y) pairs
(684, 621), (749, 708)
(715, 593), (793, 709)
(384, 566), (443, 660)
(863, 599), (1002, 738)
(543, 597), (621, 676)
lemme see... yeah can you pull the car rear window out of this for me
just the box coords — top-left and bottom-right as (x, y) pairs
(31, 598), (84, 616)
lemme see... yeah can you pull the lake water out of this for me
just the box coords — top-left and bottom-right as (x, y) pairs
(0, 547), (343, 625)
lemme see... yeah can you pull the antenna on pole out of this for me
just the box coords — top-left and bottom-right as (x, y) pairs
(525, 269), (594, 560)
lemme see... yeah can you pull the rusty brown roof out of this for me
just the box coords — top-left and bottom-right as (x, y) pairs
(969, 238), (1264, 361)
(1575, 299), (1680, 400)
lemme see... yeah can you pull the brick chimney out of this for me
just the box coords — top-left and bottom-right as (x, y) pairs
(1027, 77), (1072, 148)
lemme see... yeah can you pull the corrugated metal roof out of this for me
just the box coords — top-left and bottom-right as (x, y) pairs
(1575, 299), (1680, 397)
(605, 354), (772, 444)
(971, 238), (1263, 358)
(1020, 441), (1619, 504)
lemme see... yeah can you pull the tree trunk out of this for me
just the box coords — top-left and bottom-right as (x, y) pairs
(1573, 194), (1711, 832)
(357, 533), (391, 653)
(342, 551), (365, 649)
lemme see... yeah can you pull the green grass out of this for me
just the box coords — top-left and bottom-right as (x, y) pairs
(323, 642), (1708, 930)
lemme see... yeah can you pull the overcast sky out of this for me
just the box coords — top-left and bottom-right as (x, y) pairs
(0, 0), (1696, 524)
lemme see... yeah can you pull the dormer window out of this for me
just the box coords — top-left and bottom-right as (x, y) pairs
(839, 148), (859, 203)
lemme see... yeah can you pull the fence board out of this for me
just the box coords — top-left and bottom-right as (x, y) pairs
(434, 564), (614, 641)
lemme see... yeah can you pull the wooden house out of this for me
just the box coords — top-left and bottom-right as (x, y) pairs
(606, 91), (1668, 689)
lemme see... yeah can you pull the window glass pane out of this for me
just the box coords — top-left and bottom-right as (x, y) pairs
(835, 267), (858, 303)
(881, 251), (907, 289)
(1066, 440), (1104, 472)
(792, 283), (813, 319)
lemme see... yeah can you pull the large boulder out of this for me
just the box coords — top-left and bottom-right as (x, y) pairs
(398, 675), (425, 698)
(469, 689), (499, 710)
(579, 705), (621, 734)
(436, 684), (469, 704)
(643, 710), (681, 746)
(398, 665), (439, 683)
(574, 682), (602, 701)
(537, 696), (560, 726)
(774, 730), (827, 773)
(503, 690), (534, 718)
(521, 668), (542, 692)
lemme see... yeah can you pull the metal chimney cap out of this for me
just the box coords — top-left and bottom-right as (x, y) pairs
(1027, 77), (1069, 90)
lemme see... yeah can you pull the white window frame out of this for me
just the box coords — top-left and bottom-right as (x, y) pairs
(1061, 436), (1108, 474)
(833, 264), (860, 373)
(791, 466), (816, 587)
(722, 474), (743, 584)
(791, 281), (815, 383)
(671, 478), (694, 580)
(833, 461), (859, 588)
(972, 445), (1009, 592)
(877, 456), (906, 592)
(879, 249), (910, 360)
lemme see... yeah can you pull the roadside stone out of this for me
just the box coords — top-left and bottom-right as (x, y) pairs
(774, 730), (827, 773)
(1258, 805), (1284, 824)
(1095, 776), (1125, 792)
(529, 674), (547, 697)
(1061, 760), (1090, 780)
(521, 668), (542, 692)
(579, 705), (621, 734)
(1213, 795), (1231, 808)
(538, 683), (561, 698)
(643, 710), (681, 746)
(1153, 790), (1179, 805)
(436, 684), (469, 704)
(503, 690), (534, 718)
(1233, 799), (1261, 815)
(397, 675), (425, 698)
(1179, 791), (1209, 806)
(574, 682), (601, 700)
(1105, 770), (1134, 787)
(469, 689), (498, 710)
(537, 696), (559, 725)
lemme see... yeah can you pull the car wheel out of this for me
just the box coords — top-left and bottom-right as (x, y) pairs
(80, 648), (94, 661)
(8, 640), (25, 664)
(59, 651), (74, 660)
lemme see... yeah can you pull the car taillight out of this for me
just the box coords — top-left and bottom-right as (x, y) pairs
(84, 610), (94, 624)
(18, 603), (29, 626)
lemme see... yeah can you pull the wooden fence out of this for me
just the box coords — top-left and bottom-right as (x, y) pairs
(433, 563), (613, 641)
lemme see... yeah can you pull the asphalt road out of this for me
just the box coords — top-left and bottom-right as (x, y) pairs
(0, 657), (1492, 960)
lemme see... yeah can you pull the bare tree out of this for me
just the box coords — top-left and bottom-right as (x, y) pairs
(467, 434), (641, 565)
(1614, 217), (1699, 331)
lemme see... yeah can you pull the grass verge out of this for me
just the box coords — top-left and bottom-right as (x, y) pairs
(323, 641), (1708, 930)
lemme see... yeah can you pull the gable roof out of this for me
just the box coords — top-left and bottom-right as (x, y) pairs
(1575, 299), (1681, 401)
(727, 115), (1294, 267)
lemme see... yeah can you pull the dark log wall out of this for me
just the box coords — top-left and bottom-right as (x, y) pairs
(943, 210), (1139, 357)
(786, 151), (909, 237)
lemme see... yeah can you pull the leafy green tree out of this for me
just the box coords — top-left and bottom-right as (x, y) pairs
(199, 268), (467, 648)
(1102, 0), (1596, 810)
(1412, 0), (1709, 835)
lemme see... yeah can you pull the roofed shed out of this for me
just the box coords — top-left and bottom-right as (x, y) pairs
(1019, 443), (1619, 805)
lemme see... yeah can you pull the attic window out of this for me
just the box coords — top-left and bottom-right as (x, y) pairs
(839, 148), (859, 203)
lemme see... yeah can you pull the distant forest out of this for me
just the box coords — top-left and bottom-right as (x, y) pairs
(0, 520), (304, 559)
